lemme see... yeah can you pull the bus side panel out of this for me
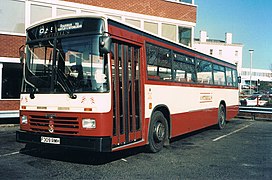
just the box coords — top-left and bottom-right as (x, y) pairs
(170, 108), (218, 138)
(226, 105), (239, 120)
(170, 104), (238, 138)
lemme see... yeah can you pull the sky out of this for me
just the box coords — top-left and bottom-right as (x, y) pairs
(194, 0), (272, 70)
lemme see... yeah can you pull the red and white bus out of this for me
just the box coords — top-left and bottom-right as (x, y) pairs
(16, 15), (239, 152)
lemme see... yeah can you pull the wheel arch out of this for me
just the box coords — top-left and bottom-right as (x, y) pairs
(150, 104), (171, 138)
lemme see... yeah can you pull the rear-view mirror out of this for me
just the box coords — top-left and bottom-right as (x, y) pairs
(99, 35), (112, 54)
(238, 76), (241, 83)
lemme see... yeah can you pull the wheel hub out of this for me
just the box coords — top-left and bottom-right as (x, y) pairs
(154, 122), (165, 142)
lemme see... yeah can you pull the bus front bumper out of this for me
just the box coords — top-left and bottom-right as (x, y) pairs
(16, 130), (112, 152)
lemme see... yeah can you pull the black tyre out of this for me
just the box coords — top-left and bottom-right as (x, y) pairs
(147, 111), (169, 153)
(217, 104), (226, 130)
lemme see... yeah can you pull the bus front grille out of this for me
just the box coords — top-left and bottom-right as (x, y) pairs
(29, 115), (79, 135)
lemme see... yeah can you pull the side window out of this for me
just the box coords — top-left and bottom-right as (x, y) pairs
(196, 59), (213, 84)
(146, 43), (159, 78)
(213, 64), (226, 85)
(226, 67), (233, 86)
(146, 43), (171, 80)
(232, 69), (238, 87)
(173, 52), (196, 82)
(157, 47), (171, 80)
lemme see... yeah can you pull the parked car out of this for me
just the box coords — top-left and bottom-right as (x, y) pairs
(240, 95), (268, 106)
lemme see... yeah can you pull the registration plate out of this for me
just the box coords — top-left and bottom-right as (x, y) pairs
(41, 136), (60, 144)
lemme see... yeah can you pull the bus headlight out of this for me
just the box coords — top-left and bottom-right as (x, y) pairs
(82, 119), (96, 129)
(21, 115), (28, 124)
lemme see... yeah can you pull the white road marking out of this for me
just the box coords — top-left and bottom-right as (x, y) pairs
(213, 123), (253, 142)
(121, 158), (128, 162)
(0, 151), (20, 157)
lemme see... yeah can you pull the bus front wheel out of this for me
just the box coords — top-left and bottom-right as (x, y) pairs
(147, 111), (169, 153)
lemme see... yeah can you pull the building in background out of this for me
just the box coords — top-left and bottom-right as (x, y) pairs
(193, 31), (243, 75)
(0, 0), (197, 117)
(240, 68), (272, 90)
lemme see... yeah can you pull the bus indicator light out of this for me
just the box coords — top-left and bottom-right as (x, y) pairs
(149, 103), (152, 109)
(84, 108), (92, 112)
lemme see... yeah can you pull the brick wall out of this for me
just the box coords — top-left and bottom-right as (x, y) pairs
(65, 0), (196, 23)
(0, 100), (20, 110)
(0, 34), (25, 58)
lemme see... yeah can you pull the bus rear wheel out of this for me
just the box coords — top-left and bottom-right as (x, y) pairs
(147, 111), (169, 153)
(217, 104), (226, 130)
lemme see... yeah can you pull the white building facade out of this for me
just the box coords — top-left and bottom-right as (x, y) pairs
(241, 68), (272, 86)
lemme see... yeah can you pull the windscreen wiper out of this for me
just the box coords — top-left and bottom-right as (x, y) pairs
(25, 79), (38, 99)
(56, 69), (77, 99)
(23, 62), (38, 99)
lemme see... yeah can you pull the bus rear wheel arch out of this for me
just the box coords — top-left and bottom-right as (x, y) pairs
(147, 111), (169, 153)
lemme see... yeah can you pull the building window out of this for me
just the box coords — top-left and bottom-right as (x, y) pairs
(144, 21), (158, 35)
(125, 19), (141, 28)
(168, 0), (193, 4)
(219, 50), (222, 56)
(57, 8), (76, 16)
(162, 23), (176, 42)
(107, 15), (122, 21)
(179, 0), (193, 4)
(178, 27), (192, 46)
(0, 0), (25, 33)
(210, 49), (213, 55)
(1, 63), (22, 99)
(235, 50), (238, 56)
(30, 4), (52, 24)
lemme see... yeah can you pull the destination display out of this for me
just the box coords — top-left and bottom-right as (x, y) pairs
(27, 18), (104, 41)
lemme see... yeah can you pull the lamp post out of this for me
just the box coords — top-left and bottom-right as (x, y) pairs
(249, 49), (254, 94)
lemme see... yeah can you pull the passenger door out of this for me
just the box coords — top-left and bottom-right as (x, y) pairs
(112, 41), (142, 147)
